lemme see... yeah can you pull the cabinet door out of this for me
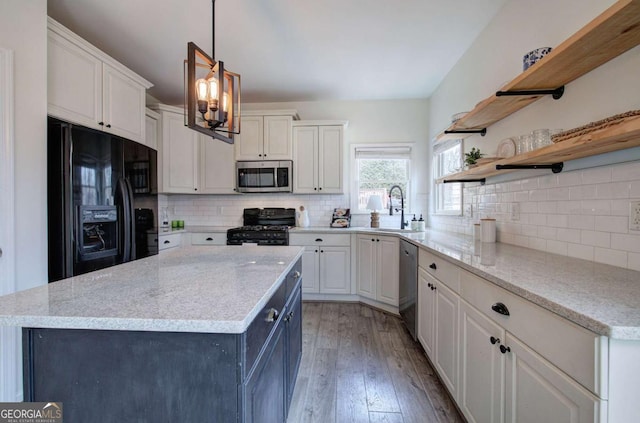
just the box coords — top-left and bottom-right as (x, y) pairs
(300, 246), (320, 294)
(318, 126), (343, 194)
(418, 268), (436, 358)
(356, 235), (376, 299)
(319, 246), (351, 294)
(504, 334), (600, 423)
(244, 320), (286, 423)
(376, 236), (399, 306)
(286, 287), (302, 410)
(293, 126), (318, 194)
(459, 300), (505, 423)
(161, 111), (199, 193)
(435, 280), (459, 399)
(144, 112), (158, 150)
(264, 116), (293, 160)
(48, 30), (102, 130)
(102, 63), (146, 143)
(235, 116), (264, 160)
(199, 135), (236, 194)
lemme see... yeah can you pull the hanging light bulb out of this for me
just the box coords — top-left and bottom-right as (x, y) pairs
(207, 76), (219, 111)
(222, 92), (229, 113)
(195, 78), (209, 114)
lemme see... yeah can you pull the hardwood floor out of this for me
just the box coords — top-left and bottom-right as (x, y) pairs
(287, 302), (465, 423)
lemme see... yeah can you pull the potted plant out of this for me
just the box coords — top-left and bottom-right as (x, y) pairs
(464, 147), (484, 168)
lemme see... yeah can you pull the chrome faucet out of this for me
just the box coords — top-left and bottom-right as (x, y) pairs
(388, 185), (406, 230)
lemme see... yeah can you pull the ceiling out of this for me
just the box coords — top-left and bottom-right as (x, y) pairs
(47, 0), (508, 105)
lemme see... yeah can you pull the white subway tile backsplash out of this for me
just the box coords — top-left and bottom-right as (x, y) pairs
(594, 247), (627, 268)
(628, 253), (640, 272)
(611, 199), (631, 216)
(611, 233), (640, 253)
(529, 189), (548, 202)
(538, 226), (557, 240)
(595, 182), (630, 199)
(567, 243), (594, 261)
(528, 237), (547, 251)
(580, 200), (611, 215)
(547, 214), (569, 228)
(430, 160), (640, 270)
(557, 228), (581, 243)
(538, 174), (558, 189)
(580, 230), (611, 248)
(581, 166), (612, 184)
(568, 215), (595, 230)
(612, 161), (640, 182)
(557, 170), (583, 187)
(547, 240), (568, 256)
(594, 215), (629, 234)
(538, 201), (557, 214)
(547, 187), (571, 200)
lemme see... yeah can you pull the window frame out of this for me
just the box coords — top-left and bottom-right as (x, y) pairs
(432, 139), (463, 216)
(350, 143), (414, 214)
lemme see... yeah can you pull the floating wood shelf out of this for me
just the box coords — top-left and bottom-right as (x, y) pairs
(435, 0), (640, 142)
(438, 114), (640, 183)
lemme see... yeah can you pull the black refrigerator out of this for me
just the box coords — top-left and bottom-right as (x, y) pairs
(47, 117), (158, 282)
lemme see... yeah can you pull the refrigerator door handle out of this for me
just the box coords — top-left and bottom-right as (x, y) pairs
(124, 178), (136, 260)
(116, 178), (131, 262)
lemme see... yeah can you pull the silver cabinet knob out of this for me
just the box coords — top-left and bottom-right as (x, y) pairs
(266, 308), (279, 322)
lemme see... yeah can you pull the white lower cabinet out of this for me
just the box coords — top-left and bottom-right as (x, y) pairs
(289, 233), (351, 295)
(190, 232), (227, 245)
(356, 235), (399, 307)
(459, 299), (505, 423)
(417, 268), (458, 398)
(504, 333), (600, 423)
(418, 253), (605, 423)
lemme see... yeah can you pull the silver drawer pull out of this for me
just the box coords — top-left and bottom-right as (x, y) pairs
(266, 308), (279, 322)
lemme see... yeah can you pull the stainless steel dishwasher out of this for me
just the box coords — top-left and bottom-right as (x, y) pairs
(399, 239), (418, 340)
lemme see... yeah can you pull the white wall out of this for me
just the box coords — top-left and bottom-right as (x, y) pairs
(164, 98), (431, 227)
(0, 0), (48, 402)
(428, 0), (640, 270)
(0, 0), (48, 291)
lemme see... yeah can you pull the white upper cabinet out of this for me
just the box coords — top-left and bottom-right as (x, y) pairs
(199, 134), (236, 194)
(47, 18), (152, 144)
(234, 111), (298, 161)
(293, 121), (347, 194)
(144, 108), (160, 150)
(151, 104), (236, 195)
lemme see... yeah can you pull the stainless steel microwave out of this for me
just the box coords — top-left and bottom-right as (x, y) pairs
(236, 160), (293, 193)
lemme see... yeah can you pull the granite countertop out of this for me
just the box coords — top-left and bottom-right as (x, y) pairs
(297, 226), (640, 340)
(0, 246), (304, 334)
(402, 230), (640, 340)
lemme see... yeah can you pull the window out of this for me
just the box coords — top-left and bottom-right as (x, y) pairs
(351, 145), (412, 213)
(433, 139), (462, 215)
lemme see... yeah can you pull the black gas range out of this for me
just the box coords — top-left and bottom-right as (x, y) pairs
(227, 208), (296, 246)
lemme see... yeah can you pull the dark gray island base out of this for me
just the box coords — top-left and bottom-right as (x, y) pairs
(23, 259), (302, 423)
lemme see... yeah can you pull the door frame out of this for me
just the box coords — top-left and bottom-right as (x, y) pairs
(0, 47), (20, 401)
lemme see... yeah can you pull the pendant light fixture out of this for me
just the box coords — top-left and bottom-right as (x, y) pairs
(185, 0), (240, 143)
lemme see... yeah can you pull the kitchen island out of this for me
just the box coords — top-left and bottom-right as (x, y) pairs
(0, 246), (304, 422)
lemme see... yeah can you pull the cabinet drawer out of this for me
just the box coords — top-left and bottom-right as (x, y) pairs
(459, 269), (606, 396)
(158, 233), (181, 251)
(289, 232), (350, 246)
(244, 280), (287, 379)
(191, 232), (226, 246)
(418, 249), (460, 293)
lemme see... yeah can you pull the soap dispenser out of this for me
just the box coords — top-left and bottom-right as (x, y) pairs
(410, 214), (418, 231)
(417, 214), (425, 232)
